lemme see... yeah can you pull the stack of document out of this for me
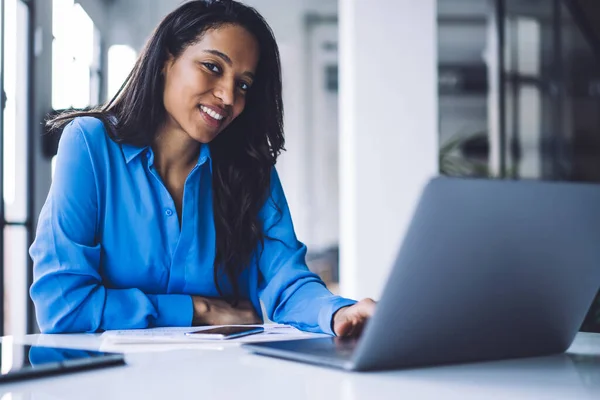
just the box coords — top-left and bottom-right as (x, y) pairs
(99, 324), (327, 353)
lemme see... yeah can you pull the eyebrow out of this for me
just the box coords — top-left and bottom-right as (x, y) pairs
(203, 49), (255, 80)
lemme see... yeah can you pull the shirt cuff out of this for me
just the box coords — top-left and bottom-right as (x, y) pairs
(318, 296), (357, 336)
(149, 294), (193, 327)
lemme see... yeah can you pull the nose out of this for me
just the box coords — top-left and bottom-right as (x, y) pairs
(213, 78), (236, 106)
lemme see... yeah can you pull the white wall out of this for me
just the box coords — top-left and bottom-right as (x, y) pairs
(106, 0), (159, 49)
(339, 0), (438, 300)
(76, 0), (109, 33)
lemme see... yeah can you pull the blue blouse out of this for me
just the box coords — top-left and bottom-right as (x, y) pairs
(29, 117), (355, 334)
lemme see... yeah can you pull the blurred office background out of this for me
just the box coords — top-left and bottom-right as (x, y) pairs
(1, 0), (599, 335)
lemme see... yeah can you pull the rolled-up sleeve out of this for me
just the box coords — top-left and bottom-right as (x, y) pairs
(29, 119), (192, 333)
(258, 169), (356, 335)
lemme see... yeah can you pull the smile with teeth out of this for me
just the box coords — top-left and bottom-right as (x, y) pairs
(200, 105), (225, 121)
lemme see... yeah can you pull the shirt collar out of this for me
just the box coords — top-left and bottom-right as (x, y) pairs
(121, 144), (147, 163)
(197, 142), (212, 166)
(121, 143), (212, 167)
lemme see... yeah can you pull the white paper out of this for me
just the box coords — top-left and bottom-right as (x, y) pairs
(101, 324), (327, 345)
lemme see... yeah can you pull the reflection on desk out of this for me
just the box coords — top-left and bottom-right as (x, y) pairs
(1, 338), (125, 384)
(240, 346), (600, 399)
(0, 332), (598, 399)
(28, 347), (107, 365)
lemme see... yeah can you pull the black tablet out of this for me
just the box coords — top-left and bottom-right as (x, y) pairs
(0, 342), (125, 383)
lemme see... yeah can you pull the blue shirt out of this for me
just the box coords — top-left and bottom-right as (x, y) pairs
(30, 117), (355, 334)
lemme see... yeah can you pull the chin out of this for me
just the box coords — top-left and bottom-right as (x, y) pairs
(189, 129), (220, 144)
(194, 136), (215, 144)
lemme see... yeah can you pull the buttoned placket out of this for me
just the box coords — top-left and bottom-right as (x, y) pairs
(144, 148), (207, 292)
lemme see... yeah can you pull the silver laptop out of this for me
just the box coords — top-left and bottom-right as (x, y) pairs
(243, 177), (600, 371)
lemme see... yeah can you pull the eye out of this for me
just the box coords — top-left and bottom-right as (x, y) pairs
(238, 81), (251, 92)
(202, 62), (221, 74)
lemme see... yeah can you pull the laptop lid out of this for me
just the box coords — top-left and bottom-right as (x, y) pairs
(351, 177), (600, 370)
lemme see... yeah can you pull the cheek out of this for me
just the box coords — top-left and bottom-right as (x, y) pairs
(231, 98), (247, 120)
(165, 69), (209, 108)
(164, 85), (181, 109)
(164, 77), (189, 113)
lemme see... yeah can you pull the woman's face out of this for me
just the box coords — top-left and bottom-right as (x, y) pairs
(162, 24), (260, 143)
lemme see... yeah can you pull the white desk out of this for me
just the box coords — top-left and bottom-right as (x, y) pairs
(1, 332), (600, 399)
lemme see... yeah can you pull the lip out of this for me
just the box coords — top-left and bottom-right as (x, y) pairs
(198, 104), (228, 129)
(200, 104), (229, 119)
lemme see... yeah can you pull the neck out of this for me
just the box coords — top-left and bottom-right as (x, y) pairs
(152, 123), (201, 173)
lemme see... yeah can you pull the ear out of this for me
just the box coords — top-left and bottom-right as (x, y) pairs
(162, 52), (175, 76)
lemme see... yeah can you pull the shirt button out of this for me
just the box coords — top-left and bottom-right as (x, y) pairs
(165, 209), (173, 216)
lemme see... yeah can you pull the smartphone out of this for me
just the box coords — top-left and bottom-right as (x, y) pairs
(184, 326), (265, 340)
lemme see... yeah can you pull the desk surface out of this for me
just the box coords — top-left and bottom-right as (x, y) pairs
(1, 332), (600, 399)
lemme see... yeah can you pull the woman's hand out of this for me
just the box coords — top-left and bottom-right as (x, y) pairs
(192, 296), (262, 326)
(332, 298), (377, 337)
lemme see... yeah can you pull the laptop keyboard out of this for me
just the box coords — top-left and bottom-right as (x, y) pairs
(280, 338), (359, 360)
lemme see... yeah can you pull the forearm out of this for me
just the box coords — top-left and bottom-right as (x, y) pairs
(190, 296), (262, 326)
(31, 275), (193, 333)
(264, 277), (356, 335)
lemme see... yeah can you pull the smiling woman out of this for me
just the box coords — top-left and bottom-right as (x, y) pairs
(160, 24), (258, 144)
(31, 0), (375, 336)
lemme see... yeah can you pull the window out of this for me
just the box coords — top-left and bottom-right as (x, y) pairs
(51, 0), (101, 180)
(438, 0), (600, 182)
(52, 0), (100, 110)
(437, 0), (491, 177)
(2, 0), (31, 337)
(108, 45), (137, 100)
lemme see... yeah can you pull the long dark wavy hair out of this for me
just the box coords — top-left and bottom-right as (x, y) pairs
(47, 0), (285, 304)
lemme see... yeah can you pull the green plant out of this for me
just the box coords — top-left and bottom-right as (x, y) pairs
(439, 132), (491, 177)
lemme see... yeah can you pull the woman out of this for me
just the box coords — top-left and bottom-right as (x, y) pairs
(30, 0), (375, 336)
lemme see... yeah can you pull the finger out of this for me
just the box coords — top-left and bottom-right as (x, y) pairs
(352, 315), (368, 337)
(334, 318), (353, 337)
(343, 316), (365, 338)
(345, 320), (357, 337)
(342, 314), (369, 338)
(238, 300), (254, 309)
(244, 309), (261, 323)
(357, 298), (377, 317)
